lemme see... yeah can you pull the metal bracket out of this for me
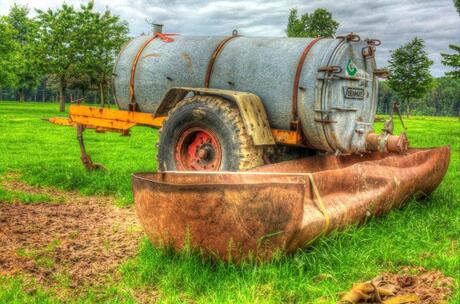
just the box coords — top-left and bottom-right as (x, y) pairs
(338, 33), (361, 42)
(374, 69), (389, 79)
(318, 66), (342, 74)
(365, 39), (381, 47)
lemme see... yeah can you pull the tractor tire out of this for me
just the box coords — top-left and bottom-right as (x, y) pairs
(157, 95), (264, 171)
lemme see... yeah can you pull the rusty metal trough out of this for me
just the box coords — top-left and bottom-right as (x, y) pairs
(133, 147), (450, 261)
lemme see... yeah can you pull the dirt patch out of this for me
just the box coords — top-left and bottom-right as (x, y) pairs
(387, 266), (455, 303)
(0, 179), (143, 289)
(339, 266), (455, 303)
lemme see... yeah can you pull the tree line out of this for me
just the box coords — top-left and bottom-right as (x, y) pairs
(287, 3), (460, 117)
(0, 1), (128, 111)
(0, 1), (459, 116)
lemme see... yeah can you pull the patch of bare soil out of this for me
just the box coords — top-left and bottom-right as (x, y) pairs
(338, 266), (455, 304)
(0, 179), (143, 289)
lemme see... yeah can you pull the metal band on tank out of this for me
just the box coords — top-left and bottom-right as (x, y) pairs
(204, 35), (240, 88)
(319, 37), (346, 150)
(129, 34), (177, 111)
(113, 39), (134, 107)
(291, 37), (324, 124)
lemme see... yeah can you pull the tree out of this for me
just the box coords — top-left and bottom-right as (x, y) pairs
(441, 45), (460, 78)
(36, 2), (128, 110)
(36, 4), (81, 112)
(78, 1), (128, 106)
(0, 17), (19, 90)
(441, 0), (460, 78)
(387, 38), (434, 116)
(377, 81), (394, 114)
(286, 8), (339, 38)
(6, 4), (43, 102)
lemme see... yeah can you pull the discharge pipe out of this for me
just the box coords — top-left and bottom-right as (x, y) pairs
(366, 132), (409, 153)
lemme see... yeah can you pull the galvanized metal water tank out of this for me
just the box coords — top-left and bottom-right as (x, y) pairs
(113, 34), (379, 153)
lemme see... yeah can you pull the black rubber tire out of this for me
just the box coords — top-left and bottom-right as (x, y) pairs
(157, 95), (264, 171)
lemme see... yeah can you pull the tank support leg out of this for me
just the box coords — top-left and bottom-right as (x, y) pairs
(77, 124), (104, 170)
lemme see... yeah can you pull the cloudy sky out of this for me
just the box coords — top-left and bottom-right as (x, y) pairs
(1, 0), (459, 76)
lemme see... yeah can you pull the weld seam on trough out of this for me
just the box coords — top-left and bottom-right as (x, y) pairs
(305, 173), (330, 245)
(204, 35), (240, 88)
(292, 37), (324, 124)
(132, 178), (306, 188)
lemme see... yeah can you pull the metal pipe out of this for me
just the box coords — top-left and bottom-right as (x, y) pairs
(366, 132), (409, 153)
(153, 23), (163, 34)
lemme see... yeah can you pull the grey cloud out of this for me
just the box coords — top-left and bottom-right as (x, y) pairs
(1, 0), (459, 76)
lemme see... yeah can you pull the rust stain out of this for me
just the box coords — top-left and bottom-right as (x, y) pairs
(180, 52), (193, 72)
(143, 53), (161, 59)
(133, 147), (450, 262)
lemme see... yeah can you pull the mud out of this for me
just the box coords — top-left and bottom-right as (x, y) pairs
(381, 267), (455, 303)
(339, 266), (455, 304)
(0, 179), (142, 288)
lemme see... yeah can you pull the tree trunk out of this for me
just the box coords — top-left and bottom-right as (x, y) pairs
(42, 80), (46, 102)
(19, 90), (25, 102)
(99, 82), (105, 107)
(59, 78), (66, 112)
(434, 97), (441, 116)
(104, 83), (110, 106)
(107, 85), (112, 106)
(406, 100), (411, 118)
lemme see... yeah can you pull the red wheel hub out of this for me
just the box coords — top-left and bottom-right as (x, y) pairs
(175, 127), (222, 171)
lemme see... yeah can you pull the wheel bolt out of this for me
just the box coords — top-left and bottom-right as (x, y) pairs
(198, 148), (208, 159)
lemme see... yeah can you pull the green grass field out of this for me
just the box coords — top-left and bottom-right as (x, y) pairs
(0, 101), (459, 303)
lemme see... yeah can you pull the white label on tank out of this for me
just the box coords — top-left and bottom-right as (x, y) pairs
(343, 87), (365, 100)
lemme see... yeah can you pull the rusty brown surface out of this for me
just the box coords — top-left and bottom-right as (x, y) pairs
(132, 147), (450, 261)
(366, 132), (409, 153)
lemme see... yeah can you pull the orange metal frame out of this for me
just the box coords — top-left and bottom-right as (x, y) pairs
(49, 105), (166, 134)
(49, 104), (303, 145)
(270, 129), (303, 146)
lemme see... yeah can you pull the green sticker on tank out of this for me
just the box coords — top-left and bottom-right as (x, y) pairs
(346, 59), (358, 76)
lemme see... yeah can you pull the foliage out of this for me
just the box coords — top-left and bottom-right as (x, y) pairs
(0, 17), (19, 88)
(441, 1), (460, 78)
(286, 8), (339, 38)
(377, 81), (395, 114)
(0, 102), (459, 303)
(387, 38), (434, 115)
(35, 1), (128, 111)
(378, 78), (460, 116)
(442, 45), (460, 78)
(78, 1), (129, 106)
(425, 77), (460, 115)
(36, 4), (82, 111)
(6, 4), (44, 101)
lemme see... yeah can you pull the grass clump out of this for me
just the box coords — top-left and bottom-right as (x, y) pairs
(0, 187), (52, 204)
